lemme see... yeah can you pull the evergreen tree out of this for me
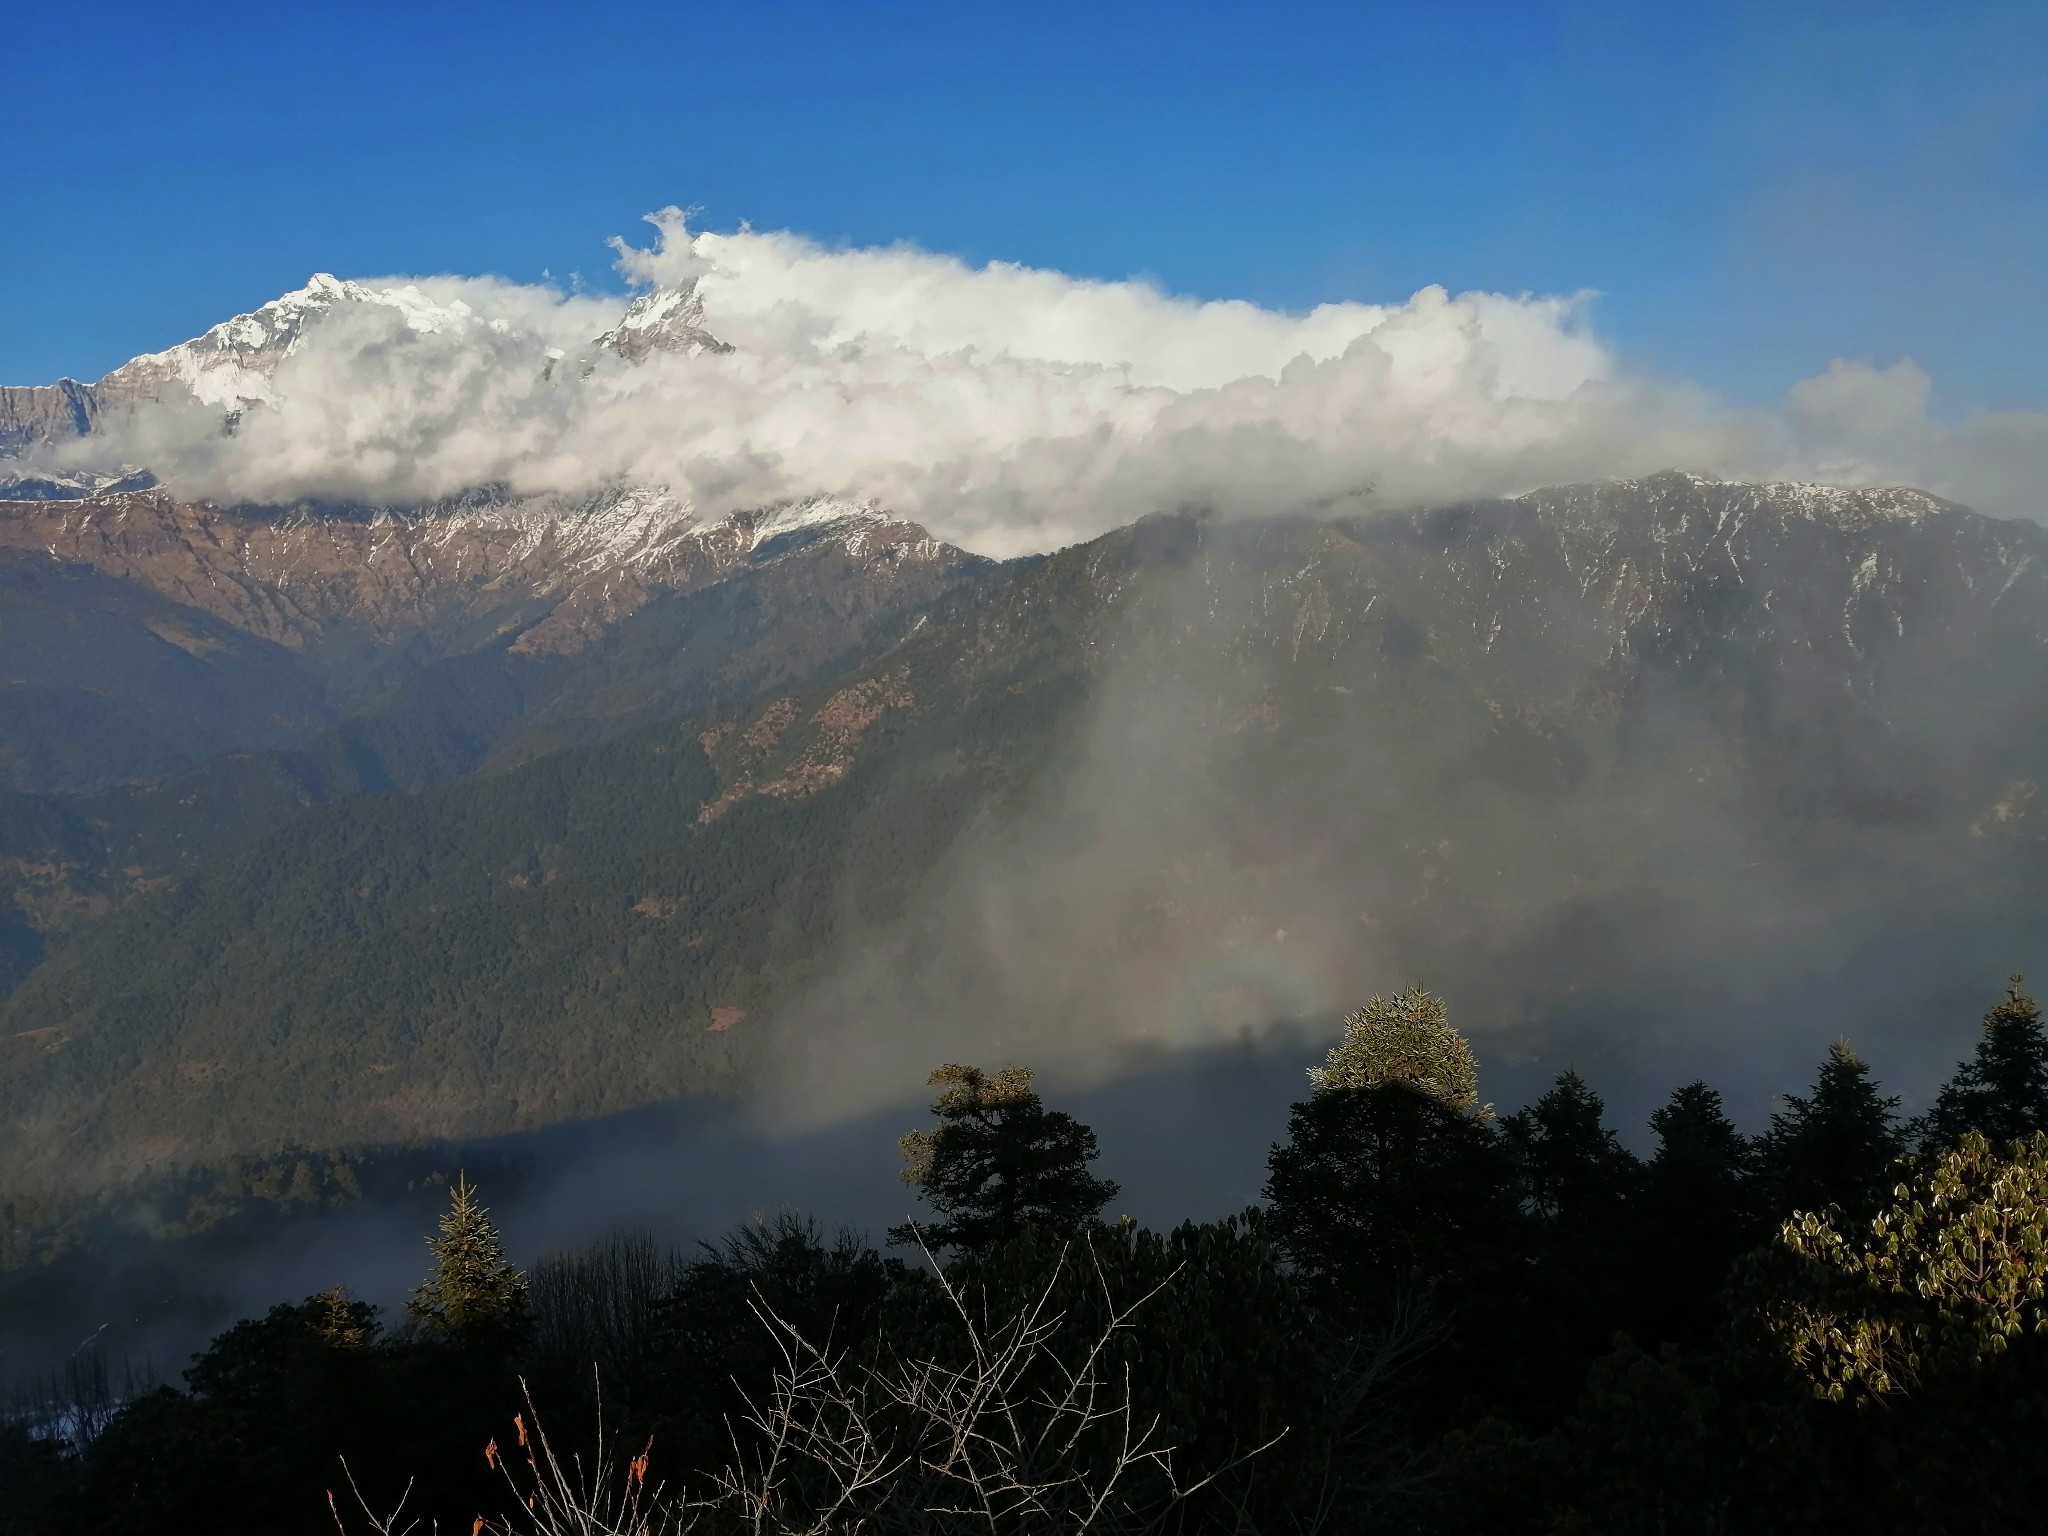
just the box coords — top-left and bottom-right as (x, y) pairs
(406, 1173), (529, 1339)
(1758, 1039), (1904, 1218)
(1637, 1081), (1761, 1343)
(1497, 1070), (1642, 1412)
(1266, 992), (1515, 1299)
(1916, 975), (2048, 1152)
(1264, 1079), (1518, 1300)
(1503, 1069), (1639, 1232)
(890, 1065), (1119, 1250)
(1308, 983), (1480, 1109)
(1647, 1082), (1753, 1194)
(648, 1213), (903, 1474)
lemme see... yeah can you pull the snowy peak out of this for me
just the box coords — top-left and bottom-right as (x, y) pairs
(593, 283), (732, 364)
(97, 274), (512, 409)
(745, 496), (883, 549)
(80, 272), (729, 421)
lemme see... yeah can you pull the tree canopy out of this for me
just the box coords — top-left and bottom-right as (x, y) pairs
(1917, 976), (2048, 1152)
(891, 1064), (1119, 1251)
(1759, 1038), (1905, 1218)
(1307, 983), (1480, 1110)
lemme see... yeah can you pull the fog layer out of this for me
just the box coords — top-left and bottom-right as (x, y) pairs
(41, 210), (2048, 555)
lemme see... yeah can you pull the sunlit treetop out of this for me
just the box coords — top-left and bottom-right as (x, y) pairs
(1308, 984), (1480, 1113)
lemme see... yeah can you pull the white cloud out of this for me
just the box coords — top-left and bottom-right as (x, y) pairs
(51, 209), (2048, 553)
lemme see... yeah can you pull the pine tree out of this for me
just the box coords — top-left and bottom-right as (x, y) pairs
(1758, 1039), (1904, 1218)
(1503, 1069), (1639, 1230)
(1308, 984), (1479, 1110)
(890, 1065), (1119, 1251)
(406, 1173), (529, 1339)
(1637, 1081), (1760, 1343)
(1499, 1070), (1641, 1395)
(1644, 1080), (1754, 1222)
(1916, 975), (2048, 1152)
(1266, 993), (1515, 1299)
(1264, 1075), (1518, 1299)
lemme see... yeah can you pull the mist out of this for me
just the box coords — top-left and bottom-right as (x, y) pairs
(30, 209), (2048, 556)
(745, 488), (2048, 1147)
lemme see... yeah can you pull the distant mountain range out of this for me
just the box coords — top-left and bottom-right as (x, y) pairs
(3, 285), (2045, 1193)
(0, 272), (730, 463)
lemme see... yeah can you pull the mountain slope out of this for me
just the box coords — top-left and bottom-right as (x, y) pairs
(0, 487), (978, 777)
(6, 474), (2047, 1188)
(0, 503), (995, 996)
(0, 550), (334, 792)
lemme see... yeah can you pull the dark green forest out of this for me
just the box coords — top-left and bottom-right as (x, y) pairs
(7, 979), (2047, 1535)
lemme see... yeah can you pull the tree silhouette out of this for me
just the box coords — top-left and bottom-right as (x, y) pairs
(1637, 1081), (1760, 1343)
(1264, 1081), (1518, 1302)
(1266, 992), (1514, 1303)
(1916, 975), (2048, 1152)
(891, 1065), (1119, 1251)
(1504, 1069), (1639, 1233)
(1759, 1039), (1904, 1218)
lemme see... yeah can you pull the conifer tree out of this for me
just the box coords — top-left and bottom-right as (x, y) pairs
(1309, 983), (1480, 1109)
(1916, 975), (2048, 1152)
(1637, 1081), (1760, 1342)
(1504, 1069), (1639, 1230)
(1758, 1039), (1904, 1218)
(1500, 1069), (1640, 1386)
(1644, 1080), (1754, 1220)
(891, 1065), (1118, 1251)
(1266, 992), (1515, 1298)
(407, 1173), (529, 1339)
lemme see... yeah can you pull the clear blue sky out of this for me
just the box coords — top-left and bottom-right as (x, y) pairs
(8, 0), (2043, 414)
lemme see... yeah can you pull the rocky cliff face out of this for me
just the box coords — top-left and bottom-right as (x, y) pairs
(0, 486), (964, 659)
(0, 380), (102, 454)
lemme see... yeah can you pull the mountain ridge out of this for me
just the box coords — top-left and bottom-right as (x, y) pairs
(4, 471), (2044, 1190)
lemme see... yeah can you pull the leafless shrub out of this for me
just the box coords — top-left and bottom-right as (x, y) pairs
(1, 1327), (157, 1450)
(698, 1237), (1280, 1534)
(335, 1239), (1287, 1535)
(529, 1230), (688, 1407)
(329, 1376), (684, 1536)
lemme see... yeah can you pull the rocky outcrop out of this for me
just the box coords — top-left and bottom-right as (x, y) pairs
(592, 284), (732, 364)
(0, 487), (972, 664)
(0, 380), (102, 453)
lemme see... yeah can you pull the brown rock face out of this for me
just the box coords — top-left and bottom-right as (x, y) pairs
(0, 380), (102, 453)
(0, 486), (971, 665)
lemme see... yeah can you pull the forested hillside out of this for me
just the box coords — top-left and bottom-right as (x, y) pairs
(6, 474), (2048, 1188)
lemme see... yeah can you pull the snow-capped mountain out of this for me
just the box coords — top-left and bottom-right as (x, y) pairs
(7, 465), (2048, 1184)
(592, 282), (731, 364)
(0, 271), (719, 462)
(93, 273), (521, 411)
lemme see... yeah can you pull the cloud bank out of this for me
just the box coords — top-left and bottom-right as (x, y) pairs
(54, 209), (2048, 554)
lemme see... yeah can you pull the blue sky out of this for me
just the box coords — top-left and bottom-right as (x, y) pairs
(8, 0), (2043, 414)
